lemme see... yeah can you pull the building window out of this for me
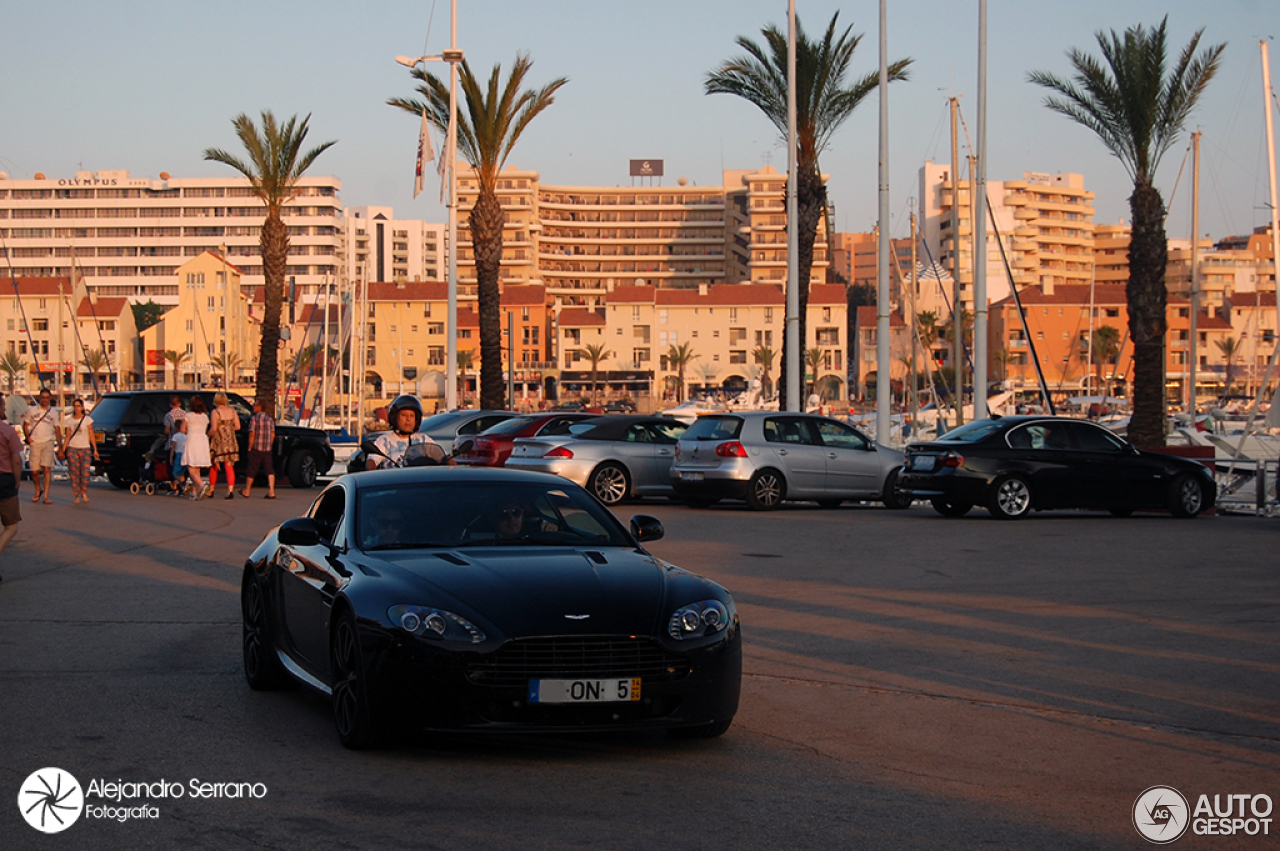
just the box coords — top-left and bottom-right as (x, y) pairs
(729, 350), (747, 364)
(634, 348), (650, 363)
(428, 346), (444, 365)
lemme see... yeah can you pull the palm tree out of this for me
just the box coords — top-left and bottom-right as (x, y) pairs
(0, 350), (27, 393)
(210, 352), (244, 389)
(706, 12), (910, 409)
(163, 350), (191, 390)
(1030, 19), (1224, 445)
(753, 345), (776, 400)
(456, 350), (474, 407)
(79, 348), (110, 398)
(203, 112), (336, 415)
(1215, 336), (1240, 392)
(1091, 325), (1123, 391)
(666, 343), (697, 404)
(579, 343), (612, 403)
(806, 347), (824, 403)
(390, 56), (566, 411)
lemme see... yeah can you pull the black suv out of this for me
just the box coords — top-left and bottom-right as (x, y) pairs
(91, 390), (334, 489)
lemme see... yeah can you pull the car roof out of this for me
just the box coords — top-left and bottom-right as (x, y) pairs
(572, 415), (682, 439)
(339, 465), (573, 491)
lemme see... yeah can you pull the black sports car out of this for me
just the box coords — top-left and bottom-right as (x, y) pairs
(241, 467), (741, 748)
(900, 416), (1217, 519)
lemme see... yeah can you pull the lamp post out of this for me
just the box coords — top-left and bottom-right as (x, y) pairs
(397, 1), (462, 410)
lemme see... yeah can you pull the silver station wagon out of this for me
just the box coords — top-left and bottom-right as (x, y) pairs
(669, 412), (910, 510)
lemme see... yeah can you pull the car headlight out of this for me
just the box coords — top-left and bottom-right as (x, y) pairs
(388, 605), (485, 644)
(668, 599), (730, 640)
(115, 433), (128, 447)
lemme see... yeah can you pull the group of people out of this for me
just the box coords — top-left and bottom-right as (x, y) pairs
(162, 393), (277, 500)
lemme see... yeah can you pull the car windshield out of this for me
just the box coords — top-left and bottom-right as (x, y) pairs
(682, 416), (743, 441)
(935, 420), (1004, 443)
(356, 480), (633, 551)
(479, 416), (536, 436)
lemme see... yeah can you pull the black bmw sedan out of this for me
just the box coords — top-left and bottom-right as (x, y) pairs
(900, 416), (1216, 519)
(241, 467), (741, 748)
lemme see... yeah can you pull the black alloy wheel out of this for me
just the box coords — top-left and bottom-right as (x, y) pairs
(1168, 473), (1206, 519)
(287, 451), (320, 488)
(988, 475), (1033, 520)
(331, 609), (381, 749)
(745, 469), (785, 511)
(881, 467), (913, 510)
(242, 579), (288, 690)
(930, 497), (972, 517)
(588, 463), (630, 506)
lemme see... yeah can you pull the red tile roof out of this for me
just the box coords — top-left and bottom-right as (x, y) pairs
(501, 284), (546, 306)
(558, 308), (606, 327)
(808, 283), (846, 305)
(76, 297), (130, 318)
(0, 276), (73, 296)
(855, 306), (906, 327)
(366, 281), (447, 301)
(992, 283), (1128, 307)
(655, 284), (784, 306)
(609, 285), (656, 303)
(1227, 292), (1277, 308)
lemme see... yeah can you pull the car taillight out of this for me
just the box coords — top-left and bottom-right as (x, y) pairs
(715, 441), (748, 458)
(942, 451), (964, 468)
(544, 446), (574, 459)
(474, 437), (493, 450)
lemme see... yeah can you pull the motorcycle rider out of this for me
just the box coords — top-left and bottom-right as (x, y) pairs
(365, 395), (441, 470)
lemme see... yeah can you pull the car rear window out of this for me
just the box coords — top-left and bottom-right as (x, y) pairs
(936, 420), (1003, 443)
(682, 416), (743, 441)
(480, 416), (536, 436)
(87, 397), (133, 431)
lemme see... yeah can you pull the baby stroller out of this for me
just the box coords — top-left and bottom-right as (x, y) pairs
(130, 435), (183, 495)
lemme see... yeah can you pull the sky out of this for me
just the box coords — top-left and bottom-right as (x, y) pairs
(1, 0), (1277, 247)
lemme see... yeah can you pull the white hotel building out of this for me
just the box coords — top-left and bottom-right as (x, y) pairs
(0, 169), (344, 306)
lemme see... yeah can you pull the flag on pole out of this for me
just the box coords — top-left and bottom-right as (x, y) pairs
(437, 120), (449, 204)
(413, 109), (434, 199)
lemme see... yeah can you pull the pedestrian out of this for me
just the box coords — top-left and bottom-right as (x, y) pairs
(240, 399), (276, 499)
(207, 392), (240, 500)
(182, 396), (212, 500)
(163, 394), (186, 453)
(169, 427), (188, 496)
(22, 388), (61, 505)
(58, 397), (98, 505)
(0, 404), (24, 582)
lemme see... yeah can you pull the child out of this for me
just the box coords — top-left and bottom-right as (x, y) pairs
(170, 429), (188, 496)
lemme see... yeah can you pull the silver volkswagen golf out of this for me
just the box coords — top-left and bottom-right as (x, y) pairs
(669, 412), (910, 510)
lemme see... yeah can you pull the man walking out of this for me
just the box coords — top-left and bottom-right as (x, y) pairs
(22, 388), (60, 505)
(163, 394), (186, 452)
(0, 405), (25, 582)
(240, 399), (277, 499)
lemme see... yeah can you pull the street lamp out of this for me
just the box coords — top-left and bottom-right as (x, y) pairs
(396, 3), (463, 410)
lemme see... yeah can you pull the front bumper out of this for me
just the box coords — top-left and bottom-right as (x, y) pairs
(367, 629), (743, 732)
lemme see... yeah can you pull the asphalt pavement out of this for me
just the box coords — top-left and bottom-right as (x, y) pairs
(1, 479), (1277, 850)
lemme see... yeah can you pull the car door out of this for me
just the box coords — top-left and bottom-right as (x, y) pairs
(761, 416), (826, 496)
(1004, 421), (1075, 508)
(812, 417), (882, 497)
(615, 423), (662, 494)
(277, 486), (347, 672)
(641, 420), (685, 492)
(1060, 421), (1150, 508)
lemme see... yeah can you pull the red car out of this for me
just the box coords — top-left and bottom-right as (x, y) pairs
(454, 413), (598, 467)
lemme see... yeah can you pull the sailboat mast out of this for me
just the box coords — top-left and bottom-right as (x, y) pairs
(1188, 131), (1201, 413)
(1263, 41), (1280, 376)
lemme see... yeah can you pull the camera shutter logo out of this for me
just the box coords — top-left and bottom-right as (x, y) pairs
(18, 768), (83, 833)
(1133, 785), (1190, 844)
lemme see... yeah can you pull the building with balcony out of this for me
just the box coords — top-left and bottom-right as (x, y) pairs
(0, 169), (343, 306)
(342, 207), (446, 288)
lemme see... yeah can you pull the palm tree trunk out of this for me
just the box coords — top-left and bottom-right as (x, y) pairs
(1126, 181), (1168, 446)
(257, 212), (289, 416)
(777, 167), (825, 409)
(472, 190), (506, 410)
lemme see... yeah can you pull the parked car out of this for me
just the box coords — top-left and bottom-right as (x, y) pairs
(91, 390), (333, 489)
(899, 416), (1217, 519)
(345, 409), (519, 474)
(505, 415), (687, 505)
(241, 466), (741, 747)
(603, 400), (637, 414)
(454, 413), (598, 467)
(669, 411), (910, 510)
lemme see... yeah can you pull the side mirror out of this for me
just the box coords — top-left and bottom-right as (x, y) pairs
(279, 517), (324, 547)
(629, 514), (664, 543)
(452, 438), (475, 457)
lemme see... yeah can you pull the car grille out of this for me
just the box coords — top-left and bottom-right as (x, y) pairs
(465, 636), (691, 687)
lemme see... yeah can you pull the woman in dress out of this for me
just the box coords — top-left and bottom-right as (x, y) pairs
(59, 397), (98, 505)
(182, 396), (212, 500)
(207, 392), (240, 500)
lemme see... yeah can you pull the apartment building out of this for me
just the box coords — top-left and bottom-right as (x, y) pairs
(140, 252), (255, 388)
(0, 169), (343, 305)
(342, 207), (446, 286)
(3, 275), (138, 393)
(850, 306), (910, 398)
(452, 164), (829, 305)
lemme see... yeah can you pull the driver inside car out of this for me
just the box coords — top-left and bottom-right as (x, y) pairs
(366, 395), (440, 470)
(484, 499), (558, 540)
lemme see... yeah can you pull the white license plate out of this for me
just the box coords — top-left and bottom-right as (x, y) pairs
(681, 471), (704, 481)
(528, 677), (640, 704)
(910, 455), (934, 471)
